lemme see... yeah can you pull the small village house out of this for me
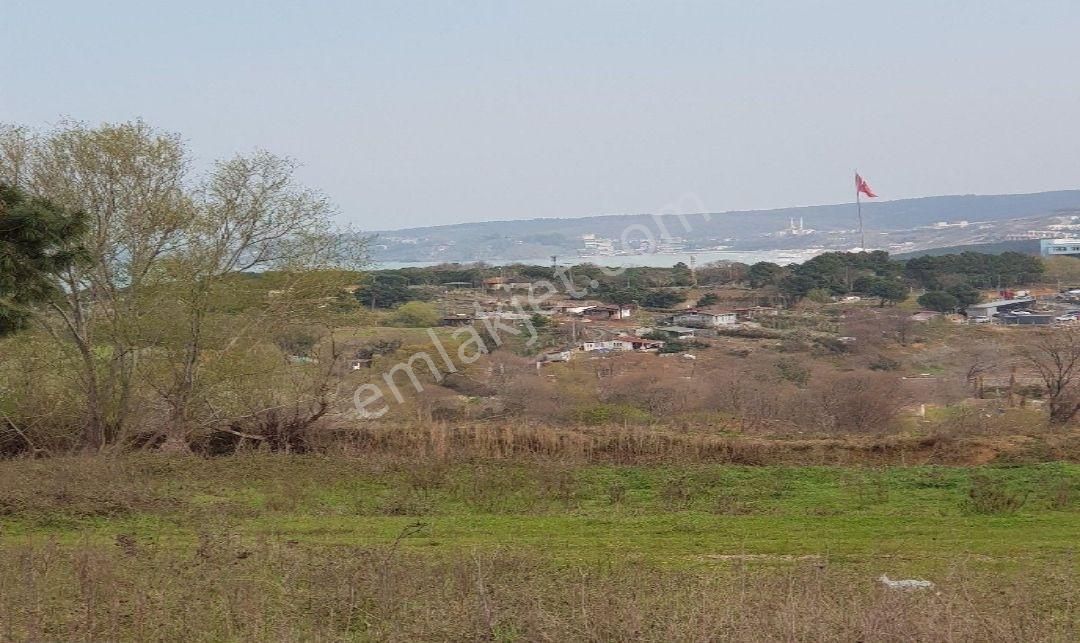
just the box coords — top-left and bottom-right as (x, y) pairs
(581, 304), (635, 320)
(551, 300), (602, 315)
(581, 335), (664, 352)
(482, 277), (535, 293)
(438, 315), (475, 327)
(538, 350), (573, 363)
(965, 297), (1035, 320)
(671, 309), (737, 328)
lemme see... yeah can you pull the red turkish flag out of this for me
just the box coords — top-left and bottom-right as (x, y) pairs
(855, 173), (877, 198)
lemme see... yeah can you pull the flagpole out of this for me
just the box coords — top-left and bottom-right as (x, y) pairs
(855, 171), (865, 251)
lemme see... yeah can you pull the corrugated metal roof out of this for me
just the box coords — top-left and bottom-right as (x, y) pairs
(967, 298), (1035, 309)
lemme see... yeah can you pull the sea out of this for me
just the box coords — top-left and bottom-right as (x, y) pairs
(374, 248), (824, 270)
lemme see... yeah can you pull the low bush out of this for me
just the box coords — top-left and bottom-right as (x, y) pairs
(966, 473), (1028, 514)
(571, 404), (653, 426)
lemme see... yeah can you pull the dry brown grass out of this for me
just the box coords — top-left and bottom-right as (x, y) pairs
(0, 541), (1073, 642)
(320, 421), (1080, 466)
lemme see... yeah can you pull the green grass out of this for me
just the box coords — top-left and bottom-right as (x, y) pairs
(1, 456), (1076, 639)
(2, 457), (1076, 572)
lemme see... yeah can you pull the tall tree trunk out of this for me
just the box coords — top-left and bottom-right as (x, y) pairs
(54, 294), (109, 450)
(162, 292), (207, 452)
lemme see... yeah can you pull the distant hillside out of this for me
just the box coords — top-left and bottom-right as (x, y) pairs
(893, 240), (1042, 259)
(365, 189), (1080, 262)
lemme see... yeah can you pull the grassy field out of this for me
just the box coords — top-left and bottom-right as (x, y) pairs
(0, 455), (1077, 640)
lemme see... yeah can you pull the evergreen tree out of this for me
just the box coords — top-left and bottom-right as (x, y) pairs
(0, 184), (86, 335)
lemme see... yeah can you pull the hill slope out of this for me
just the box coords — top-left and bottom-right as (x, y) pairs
(366, 190), (1080, 262)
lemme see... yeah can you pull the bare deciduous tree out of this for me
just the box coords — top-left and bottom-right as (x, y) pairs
(151, 152), (354, 450)
(802, 371), (907, 434)
(1017, 327), (1080, 425)
(0, 121), (365, 451)
(1, 121), (189, 448)
(962, 339), (1005, 399)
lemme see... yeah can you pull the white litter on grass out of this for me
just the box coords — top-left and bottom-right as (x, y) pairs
(878, 574), (934, 590)
(705, 554), (823, 562)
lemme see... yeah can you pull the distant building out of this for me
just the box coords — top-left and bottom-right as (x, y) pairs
(1005, 231), (1059, 240)
(581, 233), (616, 256)
(998, 312), (1054, 325)
(782, 217), (814, 236)
(439, 315), (474, 327)
(552, 300), (602, 315)
(733, 306), (779, 321)
(653, 235), (685, 253)
(1041, 238), (1080, 257)
(671, 310), (737, 328)
(474, 311), (533, 321)
(538, 350), (573, 363)
(581, 335), (664, 352)
(482, 277), (536, 292)
(965, 297), (1035, 320)
(581, 340), (623, 352)
(617, 335), (665, 350)
(581, 304), (635, 320)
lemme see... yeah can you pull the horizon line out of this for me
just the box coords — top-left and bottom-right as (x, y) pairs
(364, 187), (1080, 233)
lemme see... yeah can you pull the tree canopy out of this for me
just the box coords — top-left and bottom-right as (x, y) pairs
(0, 184), (85, 335)
(355, 273), (415, 308)
(854, 275), (910, 306)
(904, 251), (1043, 290)
(917, 290), (960, 312)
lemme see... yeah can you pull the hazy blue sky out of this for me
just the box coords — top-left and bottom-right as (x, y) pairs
(3, 1), (1079, 229)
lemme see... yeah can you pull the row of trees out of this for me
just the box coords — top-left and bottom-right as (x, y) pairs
(746, 250), (1045, 307)
(355, 263), (701, 310)
(359, 248), (1048, 314)
(904, 251), (1045, 290)
(745, 252), (910, 305)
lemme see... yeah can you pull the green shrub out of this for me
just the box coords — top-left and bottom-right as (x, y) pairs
(869, 355), (901, 371)
(658, 475), (696, 510)
(696, 293), (720, 307)
(775, 359), (811, 386)
(389, 301), (440, 327)
(607, 481), (628, 505)
(966, 474), (1028, 514)
(917, 290), (959, 312)
(658, 340), (689, 354)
